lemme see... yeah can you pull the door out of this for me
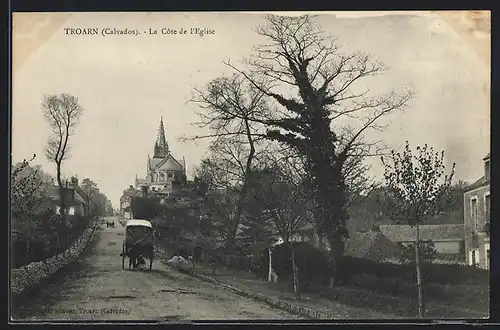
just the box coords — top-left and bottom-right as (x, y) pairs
(485, 243), (490, 269)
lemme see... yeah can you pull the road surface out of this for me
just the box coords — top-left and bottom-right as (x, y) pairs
(13, 217), (298, 321)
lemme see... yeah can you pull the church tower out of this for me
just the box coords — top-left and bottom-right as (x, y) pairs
(153, 116), (169, 158)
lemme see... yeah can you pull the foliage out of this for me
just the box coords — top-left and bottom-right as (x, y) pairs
(42, 94), (84, 165)
(381, 141), (455, 317)
(80, 178), (113, 216)
(255, 242), (331, 287)
(11, 155), (50, 225)
(381, 141), (455, 225)
(397, 240), (437, 264)
(246, 167), (311, 243)
(347, 186), (396, 231)
(347, 273), (489, 307)
(341, 256), (489, 286)
(226, 15), (412, 267)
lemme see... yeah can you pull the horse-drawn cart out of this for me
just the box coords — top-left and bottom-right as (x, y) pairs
(120, 219), (154, 270)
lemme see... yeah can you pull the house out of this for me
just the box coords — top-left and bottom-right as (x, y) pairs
(464, 153), (490, 269)
(47, 176), (89, 217)
(378, 224), (465, 260)
(344, 228), (400, 262)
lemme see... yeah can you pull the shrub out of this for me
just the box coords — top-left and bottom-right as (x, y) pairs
(250, 247), (269, 280)
(266, 242), (331, 287)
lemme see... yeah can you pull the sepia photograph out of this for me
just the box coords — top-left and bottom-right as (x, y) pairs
(10, 11), (490, 322)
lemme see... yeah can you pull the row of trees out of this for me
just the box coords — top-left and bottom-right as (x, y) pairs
(181, 15), (458, 317)
(80, 178), (114, 217)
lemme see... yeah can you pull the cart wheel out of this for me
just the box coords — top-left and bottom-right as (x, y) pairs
(121, 243), (125, 270)
(149, 257), (153, 270)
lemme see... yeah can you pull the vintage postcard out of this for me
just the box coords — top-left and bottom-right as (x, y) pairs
(10, 11), (490, 322)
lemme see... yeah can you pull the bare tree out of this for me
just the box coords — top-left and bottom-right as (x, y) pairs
(225, 15), (413, 285)
(184, 74), (271, 252)
(42, 94), (84, 251)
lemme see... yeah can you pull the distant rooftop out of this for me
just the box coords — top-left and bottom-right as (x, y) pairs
(378, 224), (464, 242)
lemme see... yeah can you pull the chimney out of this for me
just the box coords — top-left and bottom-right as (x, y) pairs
(141, 186), (148, 197)
(484, 154), (490, 181)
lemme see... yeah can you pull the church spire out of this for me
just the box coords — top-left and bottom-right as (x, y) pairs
(153, 116), (169, 158)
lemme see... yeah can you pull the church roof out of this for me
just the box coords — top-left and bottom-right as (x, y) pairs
(149, 153), (185, 171)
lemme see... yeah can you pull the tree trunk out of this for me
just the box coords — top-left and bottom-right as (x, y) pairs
(225, 119), (255, 252)
(56, 161), (66, 258)
(327, 234), (345, 288)
(415, 222), (424, 318)
(291, 241), (300, 300)
(316, 232), (324, 250)
(25, 216), (32, 263)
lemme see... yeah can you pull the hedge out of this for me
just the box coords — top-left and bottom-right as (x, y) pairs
(11, 215), (92, 268)
(252, 245), (488, 286)
(347, 273), (489, 306)
(11, 221), (98, 298)
(342, 256), (489, 285)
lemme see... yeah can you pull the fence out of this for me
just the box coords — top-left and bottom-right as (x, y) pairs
(11, 215), (94, 269)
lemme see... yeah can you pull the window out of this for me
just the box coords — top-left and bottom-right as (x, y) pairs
(471, 197), (478, 231)
(470, 249), (477, 266)
(168, 172), (173, 178)
(485, 193), (490, 221)
(486, 249), (490, 269)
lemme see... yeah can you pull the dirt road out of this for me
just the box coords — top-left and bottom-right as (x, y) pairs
(13, 217), (298, 321)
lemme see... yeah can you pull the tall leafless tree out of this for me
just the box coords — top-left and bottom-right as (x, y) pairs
(184, 74), (272, 252)
(226, 15), (413, 285)
(42, 93), (83, 251)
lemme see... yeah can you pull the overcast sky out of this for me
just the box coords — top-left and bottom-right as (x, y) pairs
(12, 11), (490, 207)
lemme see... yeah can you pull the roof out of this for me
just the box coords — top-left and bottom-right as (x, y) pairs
(126, 219), (153, 228)
(344, 231), (400, 261)
(74, 186), (89, 201)
(47, 186), (86, 205)
(149, 153), (184, 171)
(379, 224), (464, 242)
(465, 176), (489, 192)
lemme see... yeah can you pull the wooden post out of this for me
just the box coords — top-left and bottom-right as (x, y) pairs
(415, 222), (424, 318)
(268, 248), (273, 282)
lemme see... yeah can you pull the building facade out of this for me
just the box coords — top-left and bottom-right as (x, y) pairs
(49, 176), (89, 217)
(464, 153), (490, 269)
(378, 224), (465, 259)
(135, 117), (187, 198)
